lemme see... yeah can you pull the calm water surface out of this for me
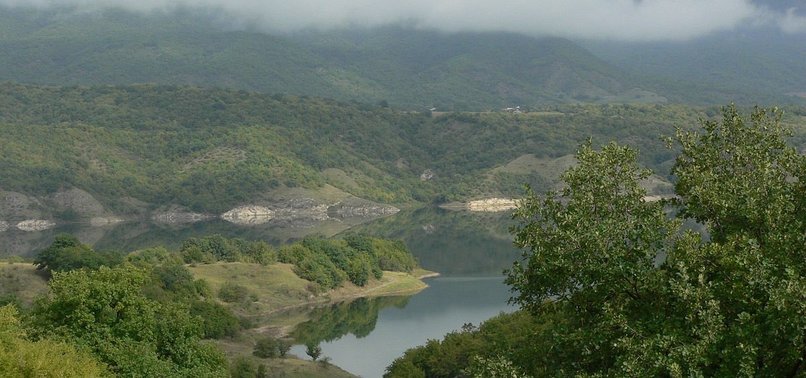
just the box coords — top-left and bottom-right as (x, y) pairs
(289, 276), (514, 378)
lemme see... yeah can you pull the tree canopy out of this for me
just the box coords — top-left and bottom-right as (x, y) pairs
(29, 265), (228, 377)
(388, 105), (805, 377)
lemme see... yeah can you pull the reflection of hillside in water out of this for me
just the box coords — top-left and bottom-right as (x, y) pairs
(1, 207), (520, 278)
(347, 207), (520, 276)
(289, 296), (411, 346)
(0, 215), (381, 258)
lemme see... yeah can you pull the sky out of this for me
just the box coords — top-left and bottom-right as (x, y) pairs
(0, 0), (804, 41)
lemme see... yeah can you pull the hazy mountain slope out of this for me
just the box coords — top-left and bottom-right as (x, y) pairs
(0, 7), (655, 110)
(0, 8), (341, 96)
(288, 28), (646, 108)
(583, 30), (806, 105)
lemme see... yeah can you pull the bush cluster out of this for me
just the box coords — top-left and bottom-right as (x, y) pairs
(180, 235), (276, 264)
(278, 235), (417, 290)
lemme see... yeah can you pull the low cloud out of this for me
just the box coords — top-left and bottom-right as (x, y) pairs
(0, 0), (802, 41)
(779, 7), (806, 34)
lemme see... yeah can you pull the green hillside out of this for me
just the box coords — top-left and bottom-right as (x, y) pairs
(584, 31), (806, 105)
(0, 7), (659, 110)
(1, 7), (803, 110)
(2, 83), (804, 218)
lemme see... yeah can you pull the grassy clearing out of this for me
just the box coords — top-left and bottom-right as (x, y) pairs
(491, 153), (576, 180)
(188, 262), (312, 314)
(0, 261), (48, 306)
(188, 262), (431, 316)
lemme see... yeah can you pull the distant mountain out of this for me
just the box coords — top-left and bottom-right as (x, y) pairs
(0, 7), (661, 110)
(583, 29), (806, 105)
(0, 6), (802, 110)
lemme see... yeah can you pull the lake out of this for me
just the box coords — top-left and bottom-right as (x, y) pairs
(288, 276), (514, 377)
(1, 207), (521, 377)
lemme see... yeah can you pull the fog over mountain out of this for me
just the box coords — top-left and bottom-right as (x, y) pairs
(1, 0), (804, 41)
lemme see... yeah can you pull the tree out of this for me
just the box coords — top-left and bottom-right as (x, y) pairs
(33, 234), (122, 274)
(253, 336), (280, 359)
(306, 343), (323, 361)
(278, 339), (292, 358)
(0, 305), (109, 377)
(504, 105), (806, 376)
(29, 265), (228, 377)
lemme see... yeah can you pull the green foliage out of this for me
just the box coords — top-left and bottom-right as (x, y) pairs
(279, 244), (345, 290)
(393, 105), (805, 377)
(465, 355), (530, 378)
(189, 301), (240, 339)
(230, 357), (259, 378)
(2, 84), (779, 214)
(277, 339), (292, 358)
(33, 234), (122, 274)
(218, 282), (250, 303)
(372, 238), (418, 273)
(180, 235), (276, 265)
(385, 311), (544, 378)
(277, 236), (417, 289)
(507, 141), (675, 315)
(0, 305), (109, 377)
(306, 343), (323, 361)
(0, 10), (674, 110)
(28, 265), (229, 377)
(292, 296), (409, 346)
(252, 336), (281, 359)
(502, 106), (806, 376)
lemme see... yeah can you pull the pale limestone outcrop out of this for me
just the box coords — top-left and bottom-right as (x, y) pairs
(152, 211), (211, 224)
(328, 197), (399, 218)
(466, 198), (518, 212)
(15, 219), (56, 232)
(221, 206), (274, 225)
(268, 198), (330, 221)
(221, 196), (398, 225)
(151, 205), (212, 224)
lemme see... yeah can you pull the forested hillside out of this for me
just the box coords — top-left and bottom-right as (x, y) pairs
(585, 30), (806, 105)
(6, 7), (798, 110)
(3, 84), (791, 216)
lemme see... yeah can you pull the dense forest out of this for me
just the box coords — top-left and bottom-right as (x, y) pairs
(3, 83), (804, 217)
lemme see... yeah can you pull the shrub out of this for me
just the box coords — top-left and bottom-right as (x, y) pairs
(218, 282), (249, 303)
(253, 336), (280, 358)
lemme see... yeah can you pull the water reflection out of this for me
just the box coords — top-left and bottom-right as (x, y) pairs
(350, 207), (520, 276)
(289, 277), (514, 378)
(0, 216), (373, 258)
(289, 296), (411, 346)
(1, 208), (522, 279)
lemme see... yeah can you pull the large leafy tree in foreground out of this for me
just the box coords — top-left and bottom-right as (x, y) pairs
(506, 105), (805, 376)
(29, 265), (228, 377)
(387, 105), (805, 377)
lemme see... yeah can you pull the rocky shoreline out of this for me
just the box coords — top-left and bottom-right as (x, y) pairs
(1, 187), (401, 230)
(439, 197), (519, 212)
